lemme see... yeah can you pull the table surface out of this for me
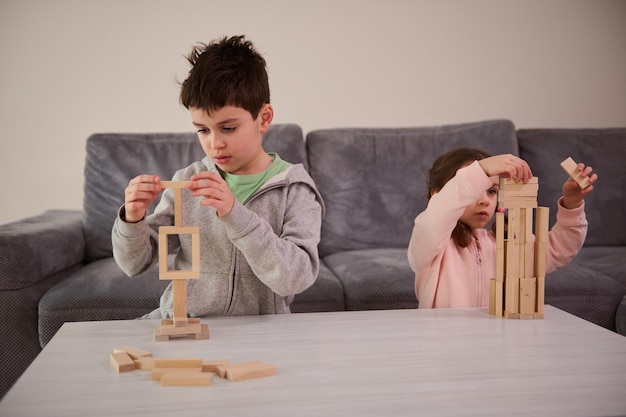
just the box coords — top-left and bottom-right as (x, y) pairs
(1, 306), (625, 417)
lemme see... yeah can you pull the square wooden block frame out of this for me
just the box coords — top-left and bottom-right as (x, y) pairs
(158, 226), (200, 280)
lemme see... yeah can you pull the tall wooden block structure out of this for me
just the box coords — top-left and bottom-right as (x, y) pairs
(489, 177), (548, 320)
(155, 181), (209, 341)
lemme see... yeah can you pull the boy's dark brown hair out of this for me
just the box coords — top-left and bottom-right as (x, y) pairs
(427, 147), (492, 248)
(179, 35), (270, 119)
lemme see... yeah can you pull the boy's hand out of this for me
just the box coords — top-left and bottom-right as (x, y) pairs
(478, 154), (533, 183)
(189, 171), (235, 217)
(124, 175), (162, 223)
(562, 163), (598, 209)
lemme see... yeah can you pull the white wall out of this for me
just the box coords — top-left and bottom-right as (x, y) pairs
(1, 0), (625, 225)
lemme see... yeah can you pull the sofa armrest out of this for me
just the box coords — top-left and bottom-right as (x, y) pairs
(0, 210), (85, 290)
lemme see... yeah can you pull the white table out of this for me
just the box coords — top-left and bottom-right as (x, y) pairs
(1, 306), (625, 417)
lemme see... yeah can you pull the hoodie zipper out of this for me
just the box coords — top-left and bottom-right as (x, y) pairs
(474, 238), (483, 305)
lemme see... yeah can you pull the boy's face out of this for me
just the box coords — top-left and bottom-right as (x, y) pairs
(190, 104), (273, 175)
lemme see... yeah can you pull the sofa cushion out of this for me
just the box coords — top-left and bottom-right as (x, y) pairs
(307, 120), (519, 257)
(38, 258), (170, 347)
(323, 248), (418, 310)
(83, 124), (307, 262)
(517, 128), (626, 246)
(291, 262), (345, 313)
(544, 246), (626, 332)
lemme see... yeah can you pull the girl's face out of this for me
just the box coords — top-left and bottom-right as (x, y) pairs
(459, 175), (499, 230)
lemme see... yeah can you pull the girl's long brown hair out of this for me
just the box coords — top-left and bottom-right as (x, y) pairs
(427, 147), (491, 248)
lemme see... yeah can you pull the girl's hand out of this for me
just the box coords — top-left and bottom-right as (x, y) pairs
(189, 171), (235, 217)
(562, 163), (598, 209)
(124, 175), (162, 223)
(478, 154), (533, 182)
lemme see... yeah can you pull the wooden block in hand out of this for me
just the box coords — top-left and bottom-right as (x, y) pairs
(560, 157), (591, 189)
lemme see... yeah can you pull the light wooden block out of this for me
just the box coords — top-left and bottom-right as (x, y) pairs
(155, 322), (204, 337)
(113, 346), (152, 360)
(174, 188), (183, 227)
(110, 352), (135, 373)
(226, 362), (276, 382)
(519, 277), (536, 315)
(216, 361), (264, 378)
(160, 372), (213, 386)
(160, 181), (192, 189)
(158, 226), (200, 281)
(495, 281), (503, 317)
(153, 357), (203, 368)
(489, 279), (495, 315)
(134, 357), (156, 370)
(560, 157), (591, 189)
(172, 280), (188, 327)
(202, 360), (231, 373)
(151, 367), (202, 381)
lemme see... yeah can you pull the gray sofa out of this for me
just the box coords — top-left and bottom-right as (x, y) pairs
(1, 119), (625, 399)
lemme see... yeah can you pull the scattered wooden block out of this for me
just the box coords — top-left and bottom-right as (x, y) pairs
(202, 360), (231, 373)
(153, 357), (203, 369)
(216, 361), (264, 378)
(161, 372), (213, 386)
(225, 362), (276, 382)
(113, 346), (152, 360)
(134, 357), (156, 370)
(151, 367), (202, 381)
(110, 352), (135, 373)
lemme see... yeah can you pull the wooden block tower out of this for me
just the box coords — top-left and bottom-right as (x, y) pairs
(489, 177), (548, 320)
(155, 181), (209, 341)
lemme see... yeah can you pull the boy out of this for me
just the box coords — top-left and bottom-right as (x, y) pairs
(112, 35), (324, 318)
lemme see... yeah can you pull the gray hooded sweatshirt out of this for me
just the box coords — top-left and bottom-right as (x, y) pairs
(112, 156), (324, 318)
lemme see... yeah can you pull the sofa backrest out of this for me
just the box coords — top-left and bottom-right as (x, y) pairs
(307, 119), (519, 257)
(518, 128), (626, 246)
(83, 124), (306, 262)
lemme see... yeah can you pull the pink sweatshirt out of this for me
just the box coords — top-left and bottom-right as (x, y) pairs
(407, 161), (588, 309)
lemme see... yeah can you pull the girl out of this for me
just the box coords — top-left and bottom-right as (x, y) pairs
(407, 148), (597, 308)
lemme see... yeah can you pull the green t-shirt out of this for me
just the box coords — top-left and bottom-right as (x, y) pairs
(220, 153), (291, 203)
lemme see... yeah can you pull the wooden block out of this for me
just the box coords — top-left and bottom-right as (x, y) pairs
(134, 357), (156, 370)
(489, 279), (496, 315)
(534, 207), (549, 244)
(157, 226), (200, 281)
(498, 199), (537, 209)
(158, 231), (169, 275)
(172, 280), (188, 327)
(519, 277), (536, 315)
(202, 360), (231, 373)
(110, 352), (135, 373)
(153, 357), (203, 368)
(216, 361), (264, 378)
(500, 177), (538, 186)
(497, 183), (539, 195)
(155, 322), (203, 337)
(523, 242), (534, 278)
(113, 346), (152, 360)
(560, 157), (591, 189)
(151, 367), (202, 381)
(226, 362), (276, 382)
(533, 312), (545, 319)
(495, 281), (503, 317)
(519, 314), (534, 320)
(160, 181), (192, 189)
(495, 211), (505, 250)
(174, 188), (183, 227)
(161, 372), (213, 386)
